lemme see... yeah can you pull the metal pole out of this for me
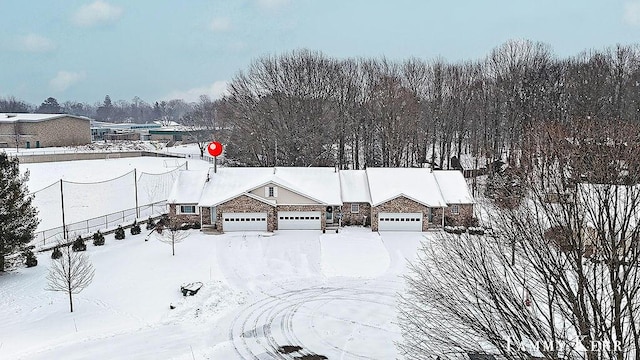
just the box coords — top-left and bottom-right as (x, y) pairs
(60, 179), (66, 240)
(134, 168), (140, 219)
(214, 156), (217, 173)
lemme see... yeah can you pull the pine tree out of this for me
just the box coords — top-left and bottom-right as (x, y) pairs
(0, 153), (39, 271)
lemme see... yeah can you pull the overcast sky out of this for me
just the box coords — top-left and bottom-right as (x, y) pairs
(1, 0), (639, 106)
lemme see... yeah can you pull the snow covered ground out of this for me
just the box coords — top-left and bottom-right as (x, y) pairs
(0, 227), (430, 359)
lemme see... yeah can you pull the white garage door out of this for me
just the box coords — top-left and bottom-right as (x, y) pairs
(378, 212), (423, 231)
(278, 211), (321, 230)
(222, 212), (268, 232)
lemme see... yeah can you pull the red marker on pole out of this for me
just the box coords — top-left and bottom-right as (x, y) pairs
(207, 141), (223, 173)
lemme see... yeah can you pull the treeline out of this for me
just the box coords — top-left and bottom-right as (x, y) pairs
(219, 40), (640, 170)
(3, 40), (640, 170)
(0, 95), (197, 124)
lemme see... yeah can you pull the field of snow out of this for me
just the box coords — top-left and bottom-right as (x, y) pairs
(19, 156), (212, 242)
(0, 227), (430, 359)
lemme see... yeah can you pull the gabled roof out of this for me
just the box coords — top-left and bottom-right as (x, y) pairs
(433, 170), (475, 204)
(196, 167), (342, 207)
(167, 170), (209, 204)
(365, 167), (447, 207)
(0, 113), (91, 123)
(339, 170), (371, 203)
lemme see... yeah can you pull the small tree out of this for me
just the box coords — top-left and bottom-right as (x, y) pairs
(130, 221), (141, 235)
(92, 231), (105, 246)
(71, 235), (86, 252)
(146, 216), (155, 230)
(155, 218), (190, 256)
(46, 244), (95, 313)
(0, 153), (39, 271)
(114, 225), (125, 240)
(23, 247), (37, 267)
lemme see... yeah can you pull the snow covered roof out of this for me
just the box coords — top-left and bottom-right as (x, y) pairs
(0, 113), (91, 123)
(171, 167), (473, 208)
(339, 170), (371, 203)
(197, 167), (342, 207)
(365, 168), (448, 207)
(167, 170), (209, 204)
(433, 170), (475, 204)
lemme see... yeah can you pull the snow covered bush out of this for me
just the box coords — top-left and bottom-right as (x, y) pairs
(146, 217), (155, 230)
(51, 247), (62, 259)
(114, 226), (126, 240)
(72, 236), (87, 252)
(130, 221), (141, 235)
(92, 231), (105, 246)
(23, 248), (37, 267)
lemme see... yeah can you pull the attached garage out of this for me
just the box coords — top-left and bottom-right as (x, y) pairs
(222, 212), (268, 232)
(377, 212), (423, 231)
(278, 211), (321, 230)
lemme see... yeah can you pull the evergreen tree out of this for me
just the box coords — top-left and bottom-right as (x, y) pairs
(0, 153), (39, 271)
(37, 97), (62, 113)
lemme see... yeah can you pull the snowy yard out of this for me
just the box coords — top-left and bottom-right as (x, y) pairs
(0, 227), (430, 359)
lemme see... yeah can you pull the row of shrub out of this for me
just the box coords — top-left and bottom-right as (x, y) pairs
(50, 217), (157, 259)
(444, 226), (486, 236)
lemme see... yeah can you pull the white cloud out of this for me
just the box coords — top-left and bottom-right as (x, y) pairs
(164, 81), (229, 103)
(18, 34), (56, 52)
(72, 1), (123, 27)
(210, 17), (231, 32)
(624, 1), (640, 25)
(50, 71), (86, 92)
(256, 0), (291, 9)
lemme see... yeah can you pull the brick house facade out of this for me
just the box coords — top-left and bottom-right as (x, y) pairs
(215, 195), (277, 232)
(371, 196), (431, 232)
(341, 202), (372, 226)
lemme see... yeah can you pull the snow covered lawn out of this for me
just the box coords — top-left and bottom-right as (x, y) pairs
(0, 227), (430, 359)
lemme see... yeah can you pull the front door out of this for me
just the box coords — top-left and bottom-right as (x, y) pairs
(326, 206), (333, 224)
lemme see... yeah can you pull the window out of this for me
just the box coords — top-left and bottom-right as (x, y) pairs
(451, 205), (460, 215)
(351, 203), (360, 213)
(265, 186), (278, 198)
(180, 205), (196, 214)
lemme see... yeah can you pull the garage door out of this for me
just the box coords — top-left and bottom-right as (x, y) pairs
(378, 212), (423, 231)
(278, 211), (321, 230)
(222, 212), (268, 231)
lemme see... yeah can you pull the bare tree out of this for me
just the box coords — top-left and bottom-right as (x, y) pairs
(46, 244), (95, 313)
(154, 219), (190, 256)
(398, 120), (640, 359)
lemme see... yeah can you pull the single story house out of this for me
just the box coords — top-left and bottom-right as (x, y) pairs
(0, 113), (91, 148)
(167, 167), (475, 232)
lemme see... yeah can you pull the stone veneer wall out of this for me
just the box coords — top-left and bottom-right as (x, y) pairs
(168, 204), (201, 224)
(443, 204), (474, 226)
(276, 204), (328, 230)
(371, 196), (430, 232)
(341, 202), (371, 226)
(215, 195), (276, 232)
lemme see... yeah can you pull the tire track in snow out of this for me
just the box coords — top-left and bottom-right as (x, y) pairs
(228, 280), (401, 359)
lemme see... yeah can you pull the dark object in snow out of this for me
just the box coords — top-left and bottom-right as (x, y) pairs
(467, 352), (497, 360)
(169, 303), (176, 310)
(181, 282), (203, 296)
(51, 247), (62, 259)
(278, 345), (303, 354)
(295, 355), (328, 360)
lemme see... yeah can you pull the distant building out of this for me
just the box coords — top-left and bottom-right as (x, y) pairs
(90, 121), (161, 141)
(0, 113), (91, 148)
